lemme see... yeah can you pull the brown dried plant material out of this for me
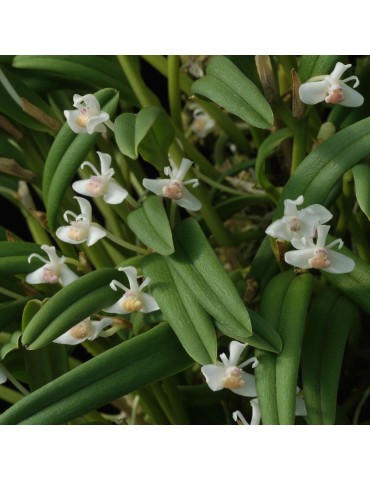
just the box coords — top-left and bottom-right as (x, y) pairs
(291, 69), (305, 119)
(0, 114), (23, 140)
(0, 157), (35, 181)
(21, 98), (61, 132)
(255, 55), (278, 103)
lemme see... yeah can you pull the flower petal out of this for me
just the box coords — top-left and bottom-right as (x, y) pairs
(228, 341), (247, 366)
(87, 318), (113, 341)
(285, 248), (314, 269)
(201, 364), (226, 391)
(53, 331), (86, 345)
(72, 179), (93, 196)
(305, 204), (333, 224)
(329, 63), (351, 85)
(265, 218), (292, 241)
(103, 299), (128, 314)
(299, 79), (329, 105)
(324, 250), (355, 274)
(76, 94), (100, 113)
(175, 158), (193, 182)
(175, 187), (202, 211)
(86, 112), (109, 134)
(103, 179), (128, 204)
(25, 266), (50, 284)
(56, 226), (86, 245)
(119, 266), (139, 292)
(232, 410), (249, 425)
(231, 372), (257, 397)
(143, 178), (171, 196)
(283, 196), (304, 217)
(339, 83), (364, 107)
(250, 398), (262, 425)
(97, 152), (112, 174)
(86, 223), (107, 246)
(64, 109), (86, 133)
(59, 264), (79, 286)
(74, 196), (92, 220)
(139, 292), (160, 313)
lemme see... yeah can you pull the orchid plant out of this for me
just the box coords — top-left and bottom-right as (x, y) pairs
(0, 55), (368, 427)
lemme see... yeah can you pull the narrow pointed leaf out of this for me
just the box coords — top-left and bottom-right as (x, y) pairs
(353, 164), (370, 219)
(192, 56), (274, 129)
(127, 196), (174, 255)
(298, 55), (342, 83)
(0, 241), (45, 274)
(0, 323), (192, 425)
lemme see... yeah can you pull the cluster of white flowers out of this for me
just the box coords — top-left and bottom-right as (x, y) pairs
(265, 195), (355, 274)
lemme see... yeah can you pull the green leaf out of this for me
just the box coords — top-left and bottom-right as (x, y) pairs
(114, 106), (174, 171)
(142, 254), (217, 365)
(275, 117), (370, 217)
(0, 241), (44, 274)
(353, 164), (370, 219)
(302, 288), (355, 424)
(0, 331), (21, 361)
(0, 323), (192, 424)
(43, 88), (119, 231)
(0, 296), (40, 331)
(13, 55), (138, 106)
(192, 56), (274, 129)
(127, 196), (174, 255)
(21, 268), (126, 350)
(298, 55), (342, 83)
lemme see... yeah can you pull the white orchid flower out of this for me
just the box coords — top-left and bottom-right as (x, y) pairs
(26, 245), (78, 287)
(72, 152), (128, 204)
(191, 108), (216, 138)
(285, 225), (355, 273)
(142, 158), (201, 211)
(265, 195), (332, 243)
(104, 266), (159, 315)
(64, 94), (110, 134)
(299, 62), (364, 107)
(233, 387), (307, 425)
(0, 363), (7, 384)
(201, 341), (259, 397)
(53, 317), (112, 345)
(56, 196), (107, 247)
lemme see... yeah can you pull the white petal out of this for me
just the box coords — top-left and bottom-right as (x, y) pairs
(305, 204), (333, 224)
(201, 364), (226, 391)
(103, 299), (128, 314)
(299, 80), (329, 105)
(175, 187), (202, 211)
(64, 110), (86, 133)
(59, 264), (79, 286)
(228, 341), (247, 366)
(72, 179), (94, 196)
(87, 318), (113, 341)
(74, 196), (92, 220)
(339, 83), (364, 107)
(250, 398), (262, 425)
(97, 152), (112, 174)
(53, 331), (86, 345)
(139, 292), (160, 313)
(329, 63), (351, 84)
(231, 372), (257, 397)
(316, 225), (331, 248)
(0, 365), (7, 384)
(175, 158), (193, 182)
(103, 179), (128, 204)
(119, 266), (139, 292)
(77, 94), (100, 113)
(56, 226), (86, 245)
(265, 219), (292, 242)
(40, 245), (60, 264)
(295, 396), (307, 417)
(86, 112), (109, 134)
(283, 196), (303, 217)
(232, 410), (249, 425)
(143, 178), (171, 196)
(285, 248), (314, 269)
(86, 224), (107, 246)
(26, 266), (52, 284)
(324, 250), (355, 274)
(72, 94), (83, 106)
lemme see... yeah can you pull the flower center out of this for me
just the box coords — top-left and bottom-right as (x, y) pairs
(325, 87), (345, 104)
(120, 292), (143, 312)
(308, 248), (331, 269)
(76, 109), (89, 128)
(163, 181), (183, 200)
(42, 267), (59, 284)
(289, 217), (301, 232)
(86, 176), (107, 196)
(222, 367), (245, 390)
(70, 320), (90, 339)
(67, 221), (88, 241)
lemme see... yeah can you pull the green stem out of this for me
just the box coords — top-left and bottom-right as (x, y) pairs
(150, 382), (178, 425)
(106, 231), (149, 255)
(168, 55), (182, 130)
(272, 98), (295, 130)
(196, 169), (259, 197)
(117, 55), (160, 107)
(138, 387), (170, 425)
(214, 132), (229, 166)
(0, 385), (24, 404)
(162, 376), (189, 425)
(291, 117), (308, 174)
(1, 364), (29, 396)
(0, 286), (23, 300)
